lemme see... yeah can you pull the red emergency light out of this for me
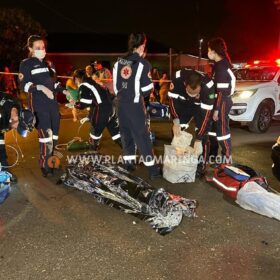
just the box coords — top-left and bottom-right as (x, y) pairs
(245, 58), (280, 68)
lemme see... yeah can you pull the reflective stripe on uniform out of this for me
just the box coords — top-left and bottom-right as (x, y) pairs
(90, 133), (102, 140)
(53, 135), (59, 140)
(201, 103), (214, 110)
(208, 132), (217, 136)
(134, 63), (144, 103)
(80, 98), (92, 104)
(175, 70), (181, 78)
(0, 139), (5, 145)
(227, 68), (236, 95)
(80, 83), (102, 104)
(113, 62), (118, 95)
(31, 67), (49, 75)
(143, 159), (155, 166)
(217, 134), (231, 141)
(112, 133), (121, 140)
(217, 83), (229, 88)
(123, 155), (136, 161)
(24, 82), (33, 92)
(39, 137), (52, 143)
(141, 83), (153, 92)
(168, 92), (179, 99)
(206, 80), (214, 88)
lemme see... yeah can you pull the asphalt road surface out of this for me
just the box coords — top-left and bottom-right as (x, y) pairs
(0, 116), (280, 280)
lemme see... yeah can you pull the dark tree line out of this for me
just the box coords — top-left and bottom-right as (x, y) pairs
(0, 8), (46, 71)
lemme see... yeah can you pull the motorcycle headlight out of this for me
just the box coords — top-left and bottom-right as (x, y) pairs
(233, 89), (257, 99)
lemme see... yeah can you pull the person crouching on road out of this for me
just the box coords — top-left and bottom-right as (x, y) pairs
(168, 69), (215, 177)
(0, 91), (35, 182)
(112, 32), (161, 180)
(73, 69), (122, 151)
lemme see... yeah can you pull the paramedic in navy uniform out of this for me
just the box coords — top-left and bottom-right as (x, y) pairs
(168, 69), (215, 176)
(0, 91), (35, 183)
(207, 37), (236, 165)
(19, 35), (68, 176)
(73, 69), (122, 151)
(113, 32), (161, 179)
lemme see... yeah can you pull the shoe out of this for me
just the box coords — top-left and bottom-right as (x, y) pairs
(195, 168), (207, 179)
(41, 167), (53, 177)
(123, 163), (136, 172)
(149, 165), (162, 180)
(149, 173), (162, 180)
(9, 172), (18, 184)
(114, 138), (122, 148)
(89, 139), (100, 152)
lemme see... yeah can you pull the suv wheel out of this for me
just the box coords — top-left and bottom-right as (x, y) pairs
(248, 101), (273, 133)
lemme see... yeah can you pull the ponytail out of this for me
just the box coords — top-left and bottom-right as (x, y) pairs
(128, 32), (147, 54)
(208, 37), (231, 64)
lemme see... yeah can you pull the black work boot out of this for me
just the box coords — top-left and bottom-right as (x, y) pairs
(89, 139), (100, 152)
(122, 159), (136, 172)
(148, 165), (162, 180)
(41, 167), (54, 177)
(196, 162), (207, 179)
(114, 138), (123, 149)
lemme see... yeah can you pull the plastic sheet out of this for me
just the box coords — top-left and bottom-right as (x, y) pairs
(236, 181), (280, 221)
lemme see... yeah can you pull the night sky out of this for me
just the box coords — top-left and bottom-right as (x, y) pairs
(1, 0), (280, 60)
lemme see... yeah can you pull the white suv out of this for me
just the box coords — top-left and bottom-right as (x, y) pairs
(230, 63), (280, 133)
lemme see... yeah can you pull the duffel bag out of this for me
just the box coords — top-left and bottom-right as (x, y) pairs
(210, 164), (268, 199)
(147, 102), (169, 119)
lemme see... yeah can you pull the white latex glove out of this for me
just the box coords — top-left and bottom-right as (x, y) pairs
(173, 124), (181, 137)
(63, 90), (71, 97)
(213, 110), (219, 121)
(80, 117), (90, 124)
(37, 85), (54, 99)
(172, 118), (182, 137)
(194, 140), (203, 156)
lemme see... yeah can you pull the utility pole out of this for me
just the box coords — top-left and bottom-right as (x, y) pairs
(198, 38), (203, 70)
(169, 48), (172, 79)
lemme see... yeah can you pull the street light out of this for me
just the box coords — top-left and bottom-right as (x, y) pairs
(198, 38), (203, 70)
(199, 38), (203, 59)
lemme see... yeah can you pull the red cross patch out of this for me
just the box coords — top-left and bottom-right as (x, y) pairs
(121, 65), (132, 79)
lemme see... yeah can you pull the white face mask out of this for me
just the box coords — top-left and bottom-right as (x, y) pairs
(34, 49), (46, 60)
